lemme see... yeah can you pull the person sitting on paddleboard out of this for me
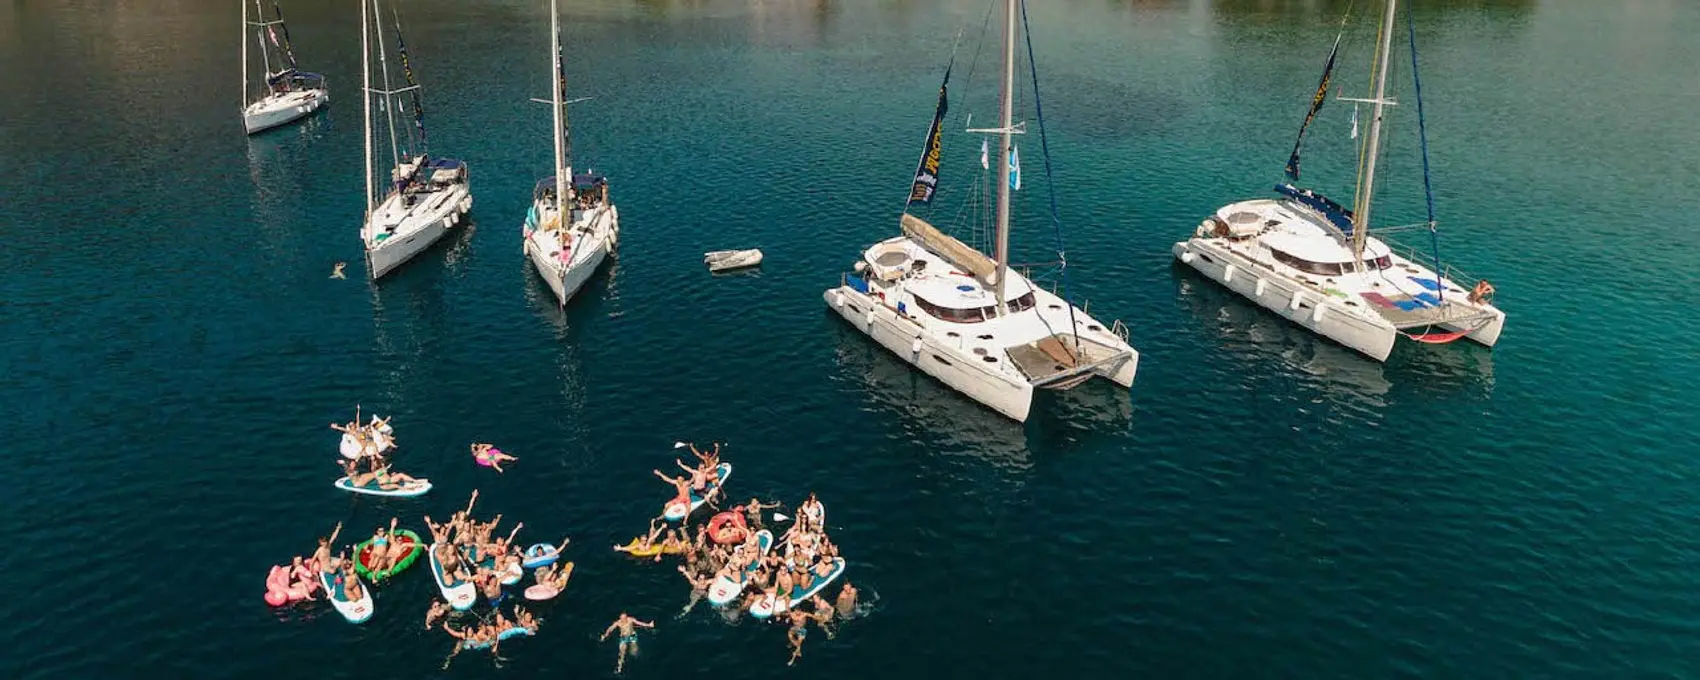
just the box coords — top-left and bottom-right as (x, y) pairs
(314, 522), (344, 574)
(674, 459), (713, 495)
(336, 556), (365, 603)
(469, 443), (516, 473)
(799, 493), (825, 531)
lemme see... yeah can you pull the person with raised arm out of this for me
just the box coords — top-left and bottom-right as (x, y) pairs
(599, 612), (655, 675)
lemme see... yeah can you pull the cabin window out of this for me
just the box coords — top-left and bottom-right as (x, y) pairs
(1270, 248), (1343, 276)
(910, 296), (988, 324)
(1007, 292), (1038, 313)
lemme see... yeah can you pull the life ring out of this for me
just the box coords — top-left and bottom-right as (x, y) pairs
(706, 512), (748, 545)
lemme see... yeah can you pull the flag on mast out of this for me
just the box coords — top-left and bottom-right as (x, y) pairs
(1283, 33), (1342, 180)
(905, 67), (951, 206)
(1008, 143), (1021, 191)
(980, 138), (989, 170)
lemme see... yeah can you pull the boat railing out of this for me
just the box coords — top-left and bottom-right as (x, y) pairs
(1380, 236), (1487, 292)
(1110, 319), (1130, 343)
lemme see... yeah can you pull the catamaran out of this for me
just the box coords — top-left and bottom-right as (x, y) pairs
(240, 0), (327, 134)
(1173, 0), (1504, 362)
(823, 0), (1137, 423)
(522, 0), (619, 307)
(359, 0), (472, 280)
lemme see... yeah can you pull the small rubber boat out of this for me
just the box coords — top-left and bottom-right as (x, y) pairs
(707, 530), (773, 607)
(333, 476), (432, 497)
(522, 543), (560, 569)
(663, 462), (731, 522)
(462, 625), (536, 650)
(319, 570), (374, 624)
(429, 542), (477, 610)
(750, 557), (845, 620)
(704, 248), (763, 273)
(353, 529), (423, 581)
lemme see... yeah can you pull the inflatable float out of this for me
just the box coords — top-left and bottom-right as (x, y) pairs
(353, 529), (423, 581)
(525, 562), (573, 601)
(614, 537), (684, 558)
(707, 530), (773, 607)
(707, 511), (749, 545)
(338, 419), (395, 459)
(462, 625), (535, 650)
(263, 564), (318, 606)
(750, 557), (845, 620)
(319, 570), (374, 624)
(521, 543), (560, 569)
(333, 476), (432, 497)
(663, 462), (731, 522)
(461, 546), (523, 585)
(429, 542), (477, 610)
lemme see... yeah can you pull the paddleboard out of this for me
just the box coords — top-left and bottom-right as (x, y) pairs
(319, 570), (374, 624)
(522, 543), (559, 569)
(749, 557), (845, 620)
(462, 626), (535, 650)
(524, 584), (559, 601)
(428, 542), (477, 610)
(334, 476), (432, 497)
(707, 530), (773, 606)
(663, 462), (732, 522)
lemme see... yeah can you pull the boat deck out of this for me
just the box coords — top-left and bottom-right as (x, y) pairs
(1006, 334), (1130, 389)
(1369, 299), (1498, 330)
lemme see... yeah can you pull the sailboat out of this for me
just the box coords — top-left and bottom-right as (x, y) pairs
(822, 0), (1138, 424)
(1172, 0), (1504, 362)
(240, 0), (328, 134)
(359, 0), (472, 281)
(522, 0), (620, 307)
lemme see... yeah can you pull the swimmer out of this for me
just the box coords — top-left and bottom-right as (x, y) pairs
(479, 570), (505, 608)
(808, 595), (837, 638)
(785, 608), (810, 666)
(423, 599), (453, 630)
(835, 582), (858, 619)
(739, 498), (780, 530)
(513, 605), (540, 631)
(330, 262), (346, 279)
(313, 522), (343, 574)
(677, 565), (712, 616)
(659, 528), (685, 555)
(599, 612), (655, 675)
(469, 443), (517, 473)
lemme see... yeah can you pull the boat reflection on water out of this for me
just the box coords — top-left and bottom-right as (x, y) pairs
(1171, 266), (1494, 405)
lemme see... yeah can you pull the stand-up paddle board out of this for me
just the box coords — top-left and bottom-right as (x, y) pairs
(319, 570), (374, 624)
(750, 557), (845, 620)
(663, 462), (732, 522)
(429, 542), (477, 610)
(707, 530), (773, 606)
(334, 476), (431, 497)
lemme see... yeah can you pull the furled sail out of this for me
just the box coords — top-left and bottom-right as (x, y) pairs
(900, 214), (997, 284)
(391, 12), (428, 153)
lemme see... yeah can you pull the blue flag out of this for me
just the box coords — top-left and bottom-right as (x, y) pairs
(1008, 143), (1021, 191)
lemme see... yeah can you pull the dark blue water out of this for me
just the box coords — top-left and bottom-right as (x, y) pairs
(4, 0), (1700, 677)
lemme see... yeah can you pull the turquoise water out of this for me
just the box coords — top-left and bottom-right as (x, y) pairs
(4, 0), (1700, 677)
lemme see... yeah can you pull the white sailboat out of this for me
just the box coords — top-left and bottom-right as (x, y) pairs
(240, 0), (327, 134)
(522, 0), (619, 307)
(822, 0), (1137, 424)
(1173, 0), (1504, 362)
(359, 0), (472, 281)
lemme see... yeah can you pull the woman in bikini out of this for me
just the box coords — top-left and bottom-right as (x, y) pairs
(469, 443), (517, 473)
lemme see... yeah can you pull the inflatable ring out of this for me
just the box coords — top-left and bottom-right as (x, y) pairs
(707, 511), (748, 545)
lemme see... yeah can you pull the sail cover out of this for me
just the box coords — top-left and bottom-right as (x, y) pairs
(906, 67), (950, 206)
(900, 214), (996, 283)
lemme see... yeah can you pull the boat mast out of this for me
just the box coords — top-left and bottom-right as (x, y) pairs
(371, 0), (402, 169)
(252, 0), (273, 79)
(241, 0), (248, 108)
(1351, 0), (1398, 267)
(551, 0), (567, 212)
(992, 0), (1016, 315)
(361, 0), (374, 218)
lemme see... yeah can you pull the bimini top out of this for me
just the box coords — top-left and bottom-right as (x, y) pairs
(266, 70), (325, 86)
(572, 173), (607, 188)
(1274, 183), (1354, 235)
(428, 158), (466, 171)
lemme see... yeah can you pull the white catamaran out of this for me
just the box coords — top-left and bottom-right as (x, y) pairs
(522, 0), (619, 307)
(240, 0), (327, 134)
(359, 0), (472, 280)
(1173, 0), (1504, 362)
(823, 0), (1137, 423)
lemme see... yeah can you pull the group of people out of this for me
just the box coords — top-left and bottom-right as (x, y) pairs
(439, 605), (542, 668)
(331, 413), (426, 491)
(652, 442), (727, 510)
(424, 491), (548, 606)
(307, 521), (370, 604)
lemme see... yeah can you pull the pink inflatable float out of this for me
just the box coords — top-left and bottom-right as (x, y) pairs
(264, 564), (319, 607)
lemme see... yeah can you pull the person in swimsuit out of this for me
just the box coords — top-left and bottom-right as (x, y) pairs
(435, 542), (465, 585)
(835, 582), (858, 619)
(799, 493), (825, 532)
(425, 599), (451, 630)
(688, 442), (721, 470)
(677, 565), (712, 616)
(614, 518), (666, 558)
(786, 608), (810, 666)
(513, 605), (540, 631)
(368, 523), (395, 573)
(674, 459), (712, 494)
(659, 529), (686, 555)
(775, 567), (795, 603)
(368, 463), (421, 489)
(542, 561), (575, 591)
(652, 469), (694, 509)
(338, 559), (365, 603)
(738, 498), (780, 530)
(470, 443), (517, 472)
(599, 612), (655, 675)
(383, 517), (413, 568)
(479, 570), (504, 607)
(313, 522), (343, 574)
(808, 595), (837, 638)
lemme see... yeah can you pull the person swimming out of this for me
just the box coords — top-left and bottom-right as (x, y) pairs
(469, 443), (517, 473)
(785, 608), (810, 666)
(330, 262), (346, 279)
(835, 582), (858, 619)
(599, 612), (655, 675)
(424, 599), (451, 630)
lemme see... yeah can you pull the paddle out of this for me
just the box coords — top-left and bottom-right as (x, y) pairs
(773, 512), (791, 522)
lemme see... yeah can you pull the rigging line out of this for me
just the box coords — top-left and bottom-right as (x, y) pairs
(958, 0), (998, 130)
(1018, 0), (1081, 353)
(1405, 1), (1443, 300)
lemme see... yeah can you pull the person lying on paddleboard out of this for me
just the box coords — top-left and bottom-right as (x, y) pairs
(469, 443), (516, 473)
(314, 522), (343, 574)
(599, 612), (655, 675)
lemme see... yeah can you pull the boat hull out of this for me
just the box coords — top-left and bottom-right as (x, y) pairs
(523, 205), (618, 306)
(366, 186), (472, 280)
(243, 89), (329, 135)
(1173, 239), (1398, 362)
(824, 285), (1034, 422)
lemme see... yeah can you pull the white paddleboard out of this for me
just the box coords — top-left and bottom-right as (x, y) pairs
(664, 462), (731, 522)
(429, 542), (477, 610)
(750, 557), (845, 620)
(334, 476), (432, 497)
(319, 570), (374, 624)
(707, 530), (773, 606)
